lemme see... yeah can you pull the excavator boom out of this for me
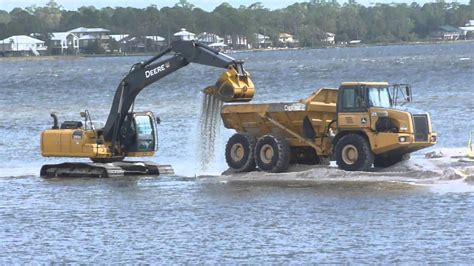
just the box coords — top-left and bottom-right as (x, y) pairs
(103, 40), (253, 142)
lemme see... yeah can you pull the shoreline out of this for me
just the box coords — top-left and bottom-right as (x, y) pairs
(1, 39), (473, 61)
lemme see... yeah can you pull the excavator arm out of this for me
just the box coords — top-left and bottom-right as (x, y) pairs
(102, 40), (253, 143)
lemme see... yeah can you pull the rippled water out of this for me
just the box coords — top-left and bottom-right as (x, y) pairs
(1, 42), (474, 263)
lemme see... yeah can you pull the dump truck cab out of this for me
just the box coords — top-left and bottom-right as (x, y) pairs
(334, 82), (436, 170)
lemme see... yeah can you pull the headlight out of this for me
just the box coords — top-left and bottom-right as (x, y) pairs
(399, 124), (408, 131)
(399, 136), (407, 143)
(431, 135), (437, 142)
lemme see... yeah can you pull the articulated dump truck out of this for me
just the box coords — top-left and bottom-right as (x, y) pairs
(220, 82), (437, 173)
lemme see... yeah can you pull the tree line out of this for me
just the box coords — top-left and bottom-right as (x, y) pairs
(0, 0), (473, 47)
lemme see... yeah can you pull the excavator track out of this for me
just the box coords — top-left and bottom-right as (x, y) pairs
(40, 161), (174, 178)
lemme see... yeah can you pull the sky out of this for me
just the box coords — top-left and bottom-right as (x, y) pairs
(0, 0), (469, 11)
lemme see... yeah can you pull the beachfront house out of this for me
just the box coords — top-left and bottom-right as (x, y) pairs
(197, 32), (224, 45)
(0, 35), (47, 56)
(254, 33), (272, 49)
(50, 32), (79, 55)
(278, 33), (298, 47)
(69, 27), (111, 53)
(119, 35), (166, 53)
(109, 34), (129, 53)
(322, 32), (336, 44)
(173, 28), (195, 41)
(433, 25), (463, 40)
(143, 35), (166, 52)
(109, 34), (130, 43)
(460, 20), (474, 39)
(224, 35), (249, 50)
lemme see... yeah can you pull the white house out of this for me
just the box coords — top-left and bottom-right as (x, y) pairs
(173, 28), (195, 41)
(322, 32), (336, 44)
(224, 35), (249, 50)
(460, 26), (474, 38)
(460, 19), (474, 38)
(109, 34), (130, 43)
(69, 27), (110, 39)
(433, 25), (463, 40)
(144, 35), (166, 43)
(278, 33), (295, 43)
(0, 35), (47, 55)
(69, 27), (111, 52)
(197, 32), (223, 45)
(254, 33), (272, 49)
(278, 33), (298, 47)
(50, 32), (79, 54)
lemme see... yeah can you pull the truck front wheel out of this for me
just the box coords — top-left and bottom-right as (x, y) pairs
(225, 133), (256, 172)
(335, 134), (374, 171)
(254, 135), (290, 173)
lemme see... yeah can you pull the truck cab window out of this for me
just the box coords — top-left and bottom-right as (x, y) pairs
(341, 87), (367, 112)
(368, 87), (392, 108)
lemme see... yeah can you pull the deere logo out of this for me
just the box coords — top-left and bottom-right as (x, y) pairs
(145, 64), (167, 78)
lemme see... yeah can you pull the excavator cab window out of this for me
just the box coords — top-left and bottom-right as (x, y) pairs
(133, 115), (156, 152)
(121, 113), (157, 153)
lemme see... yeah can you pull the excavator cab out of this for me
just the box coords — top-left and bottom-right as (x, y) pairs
(120, 112), (158, 156)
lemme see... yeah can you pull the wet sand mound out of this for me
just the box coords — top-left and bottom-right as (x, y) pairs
(201, 148), (474, 190)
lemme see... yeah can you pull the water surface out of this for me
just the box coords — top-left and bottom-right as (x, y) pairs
(1, 42), (474, 263)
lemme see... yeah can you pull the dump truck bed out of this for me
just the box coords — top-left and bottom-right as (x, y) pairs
(221, 87), (338, 155)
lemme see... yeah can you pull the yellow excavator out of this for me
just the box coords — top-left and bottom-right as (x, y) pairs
(40, 40), (255, 178)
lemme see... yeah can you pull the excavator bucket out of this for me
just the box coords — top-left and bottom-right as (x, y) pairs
(203, 66), (255, 102)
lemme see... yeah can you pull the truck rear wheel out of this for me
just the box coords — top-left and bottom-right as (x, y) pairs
(335, 134), (374, 171)
(225, 133), (256, 172)
(254, 135), (290, 173)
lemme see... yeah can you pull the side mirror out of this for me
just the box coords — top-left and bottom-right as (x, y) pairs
(405, 86), (412, 102)
(80, 111), (86, 118)
(156, 117), (161, 124)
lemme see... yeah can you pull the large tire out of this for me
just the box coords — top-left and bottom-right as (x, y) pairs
(335, 134), (374, 171)
(374, 153), (410, 168)
(254, 135), (291, 173)
(225, 133), (256, 172)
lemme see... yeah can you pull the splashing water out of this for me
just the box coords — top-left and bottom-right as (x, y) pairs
(199, 93), (223, 171)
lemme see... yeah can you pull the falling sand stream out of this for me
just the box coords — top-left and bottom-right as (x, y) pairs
(199, 93), (223, 170)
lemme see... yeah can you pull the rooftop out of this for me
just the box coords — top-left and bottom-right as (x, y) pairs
(439, 25), (463, 33)
(174, 28), (195, 36)
(79, 34), (98, 40)
(50, 32), (78, 41)
(69, 27), (110, 34)
(279, 33), (294, 38)
(109, 34), (129, 42)
(1, 35), (44, 44)
(145, 35), (165, 41)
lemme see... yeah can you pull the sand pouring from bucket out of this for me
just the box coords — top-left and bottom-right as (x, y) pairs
(468, 131), (473, 159)
(203, 66), (255, 102)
